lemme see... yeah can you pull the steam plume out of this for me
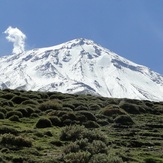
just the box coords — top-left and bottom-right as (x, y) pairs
(4, 26), (26, 54)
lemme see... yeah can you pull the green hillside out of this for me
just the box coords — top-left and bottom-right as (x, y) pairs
(0, 89), (163, 163)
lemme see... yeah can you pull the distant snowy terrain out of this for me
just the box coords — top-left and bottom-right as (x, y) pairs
(0, 38), (163, 101)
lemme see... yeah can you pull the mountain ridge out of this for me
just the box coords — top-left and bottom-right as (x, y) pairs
(0, 38), (163, 101)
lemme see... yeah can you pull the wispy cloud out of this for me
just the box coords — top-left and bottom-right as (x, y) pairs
(4, 26), (26, 54)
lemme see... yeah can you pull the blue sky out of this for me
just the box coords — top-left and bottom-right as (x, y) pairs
(0, 0), (163, 74)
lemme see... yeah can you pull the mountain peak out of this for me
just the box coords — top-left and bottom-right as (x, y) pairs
(0, 39), (163, 101)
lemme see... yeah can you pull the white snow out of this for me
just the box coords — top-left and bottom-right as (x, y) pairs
(0, 38), (163, 101)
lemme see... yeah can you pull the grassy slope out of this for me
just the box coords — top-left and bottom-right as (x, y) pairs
(0, 89), (162, 163)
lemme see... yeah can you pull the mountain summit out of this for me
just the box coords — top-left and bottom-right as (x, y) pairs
(0, 38), (163, 101)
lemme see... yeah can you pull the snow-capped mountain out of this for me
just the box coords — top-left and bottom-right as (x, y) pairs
(0, 38), (163, 101)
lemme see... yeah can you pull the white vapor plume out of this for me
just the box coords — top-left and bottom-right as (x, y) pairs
(4, 26), (26, 54)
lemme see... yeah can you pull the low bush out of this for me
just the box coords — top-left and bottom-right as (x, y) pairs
(61, 112), (77, 121)
(1, 134), (32, 147)
(30, 113), (39, 118)
(60, 125), (107, 143)
(144, 157), (163, 163)
(1, 100), (14, 107)
(1, 93), (14, 100)
(97, 119), (109, 126)
(49, 116), (62, 126)
(114, 115), (134, 125)
(38, 100), (62, 111)
(21, 99), (39, 105)
(35, 118), (52, 128)
(11, 96), (29, 104)
(60, 125), (85, 141)
(119, 102), (141, 114)
(75, 138), (89, 150)
(62, 119), (74, 125)
(78, 111), (96, 121)
(63, 151), (91, 163)
(48, 110), (67, 117)
(83, 120), (100, 128)
(6, 111), (23, 118)
(87, 140), (107, 155)
(89, 104), (101, 111)
(74, 105), (89, 111)
(63, 142), (80, 154)
(16, 108), (28, 117)
(100, 105), (125, 117)
(63, 103), (75, 110)
(82, 128), (107, 143)
(50, 140), (63, 147)
(62, 107), (73, 111)
(0, 126), (19, 135)
(76, 114), (87, 123)
(0, 108), (7, 114)
(9, 115), (20, 122)
(89, 154), (110, 163)
(0, 112), (5, 119)
(26, 107), (35, 116)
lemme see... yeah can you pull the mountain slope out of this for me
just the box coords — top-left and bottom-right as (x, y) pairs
(0, 38), (163, 101)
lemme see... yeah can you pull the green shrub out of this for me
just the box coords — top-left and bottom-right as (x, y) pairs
(0, 108), (7, 114)
(50, 140), (63, 147)
(86, 140), (107, 155)
(0, 112), (5, 119)
(49, 116), (62, 126)
(62, 119), (74, 125)
(76, 114), (87, 123)
(48, 110), (67, 117)
(63, 103), (75, 110)
(75, 138), (89, 150)
(26, 107), (35, 116)
(89, 154), (110, 163)
(67, 99), (83, 108)
(35, 118), (52, 128)
(104, 154), (123, 163)
(9, 115), (20, 122)
(22, 93), (41, 99)
(114, 115), (134, 125)
(0, 126), (19, 135)
(63, 151), (91, 163)
(49, 93), (66, 100)
(119, 102), (141, 114)
(74, 105), (89, 111)
(78, 111), (96, 121)
(60, 125), (107, 143)
(97, 119), (109, 126)
(6, 111), (23, 118)
(1, 100), (14, 107)
(44, 131), (53, 137)
(1, 93), (15, 100)
(11, 96), (29, 104)
(89, 104), (101, 111)
(144, 157), (163, 163)
(82, 129), (107, 143)
(83, 121), (100, 128)
(38, 100), (62, 111)
(30, 113), (39, 118)
(1, 134), (32, 147)
(12, 156), (24, 163)
(100, 105), (125, 117)
(60, 125), (85, 141)
(62, 107), (73, 111)
(61, 112), (77, 121)
(63, 142), (80, 154)
(21, 99), (39, 105)
(16, 108), (28, 117)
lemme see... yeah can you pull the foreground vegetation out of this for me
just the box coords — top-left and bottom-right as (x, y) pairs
(0, 89), (163, 163)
